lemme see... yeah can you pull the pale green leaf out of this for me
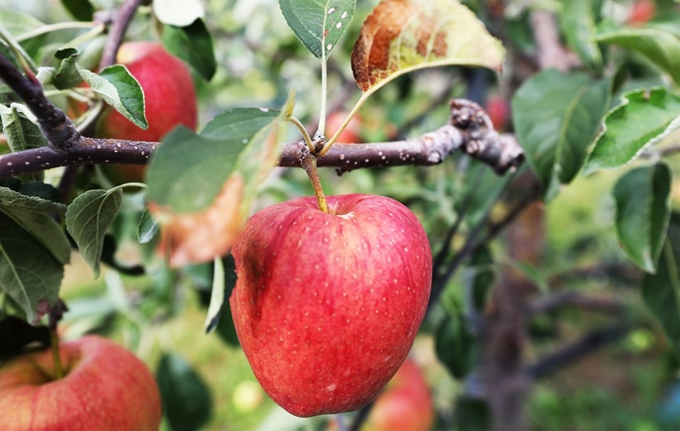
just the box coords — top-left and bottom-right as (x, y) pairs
(585, 88), (680, 173)
(613, 163), (671, 273)
(0, 103), (47, 152)
(153, 0), (204, 27)
(279, 0), (355, 60)
(596, 28), (680, 86)
(78, 65), (148, 130)
(560, 0), (602, 70)
(204, 257), (225, 333)
(137, 207), (159, 244)
(0, 212), (63, 324)
(512, 70), (611, 200)
(65, 189), (123, 278)
(352, 0), (504, 94)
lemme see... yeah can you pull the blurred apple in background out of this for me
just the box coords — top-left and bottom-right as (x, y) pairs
(627, 0), (656, 25)
(326, 110), (364, 143)
(0, 335), (161, 430)
(485, 95), (510, 132)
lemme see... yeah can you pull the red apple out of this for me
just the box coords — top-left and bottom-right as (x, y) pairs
(362, 358), (434, 431)
(627, 0), (656, 25)
(485, 95), (510, 132)
(326, 111), (363, 143)
(230, 194), (432, 417)
(97, 41), (197, 183)
(0, 335), (161, 430)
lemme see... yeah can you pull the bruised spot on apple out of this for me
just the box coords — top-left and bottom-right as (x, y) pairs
(0, 335), (161, 431)
(97, 42), (198, 184)
(230, 194), (432, 417)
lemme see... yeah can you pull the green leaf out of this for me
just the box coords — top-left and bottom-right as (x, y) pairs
(455, 397), (490, 431)
(647, 15), (680, 38)
(435, 305), (475, 379)
(585, 88), (680, 173)
(0, 84), (19, 105)
(52, 47), (83, 90)
(0, 103), (47, 152)
(0, 206), (70, 266)
(161, 19), (216, 81)
(156, 353), (212, 431)
(214, 255), (239, 347)
(78, 65), (148, 130)
(137, 207), (159, 244)
(60, 0), (95, 21)
(560, 0), (602, 71)
(279, 0), (355, 60)
(642, 213), (680, 353)
(0, 212), (63, 324)
(512, 70), (611, 200)
(613, 163), (671, 273)
(153, 0), (204, 27)
(147, 108), (279, 214)
(0, 10), (45, 37)
(351, 0), (504, 94)
(596, 28), (680, 86)
(65, 189), (123, 278)
(204, 257), (225, 333)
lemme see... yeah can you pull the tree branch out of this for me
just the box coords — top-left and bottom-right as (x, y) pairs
(99, 0), (147, 69)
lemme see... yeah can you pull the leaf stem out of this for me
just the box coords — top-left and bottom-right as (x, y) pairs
(0, 22), (38, 73)
(300, 154), (328, 213)
(50, 330), (64, 379)
(317, 92), (369, 156)
(287, 116), (315, 152)
(61, 23), (106, 48)
(15, 21), (97, 42)
(318, 59), (328, 138)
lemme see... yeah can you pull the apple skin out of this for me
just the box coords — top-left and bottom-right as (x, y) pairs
(0, 335), (161, 431)
(362, 359), (434, 431)
(230, 194), (432, 417)
(98, 41), (197, 184)
(627, 0), (656, 25)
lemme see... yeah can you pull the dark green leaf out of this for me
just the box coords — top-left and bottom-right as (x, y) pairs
(0, 84), (19, 104)
(435, 307), (476, 379)
(560, 0), (602, 71)
(455, 397), (490, 431)
(78, 64), (148, 130)
(147, 108), (279, 214)
(137, 207), (159, 244)
(215, 255), (239, 347)
(512, 70), (611, 200)
(279, 0), (356, 60)
(642, 213), (680, 353)
(614, 163), (672, 273)
(0, 104), (48, 152)
(156, 353), (212, 431)
(585, 88), (680, 173)
(65, 189), (123, 278)
(161, 19), (216, 81)
(0, 316), (50, 361)
(204, 257), (225, 333)
(0, 212), (63, 324)
(60, 0), (95, 21)
(596, 28), (680, 86)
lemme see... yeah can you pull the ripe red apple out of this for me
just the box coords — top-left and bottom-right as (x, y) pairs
(362, 358), (434, 431)
(97, 41), (197, 184)
(485, 95), (510, 132)
(627, 0), (656, 25)
(0, 335), (161, 430)
(230, 194), (432, 417)
(326, 111), (363, 143)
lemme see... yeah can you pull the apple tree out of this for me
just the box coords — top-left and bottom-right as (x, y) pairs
(1, 0), (680, 430)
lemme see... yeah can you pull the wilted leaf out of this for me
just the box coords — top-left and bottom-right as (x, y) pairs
(156, 353), (213, 431)
(153, 0), (204, 27)
(642, 213), (680, 353)
(0, 212), (63, 324)
(161, 19), (216, 81)
(0, 103), (47, 152)
(512, 70), (611, 200)
(65, 189), (123, 278)
(560, 0), (602, 70)
(279, 0), (355, 60)
(596, 28), (680, 86)
(351, 0), (504, 94)
(78, 65), (148, 130)
(613, 163), (671, 273)
(585, 88), (680, 173)
(150, 100), (289, 267)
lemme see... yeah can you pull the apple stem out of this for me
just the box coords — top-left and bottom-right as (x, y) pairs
(300, 154), (329, 213)
(50, 330), (64, 380)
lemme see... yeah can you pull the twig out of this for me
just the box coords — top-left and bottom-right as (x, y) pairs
(526, 323), (630, 380)
(529, 10), (579, 72)
(530, 292), (625, 316)
(99, 0), (146, 69)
